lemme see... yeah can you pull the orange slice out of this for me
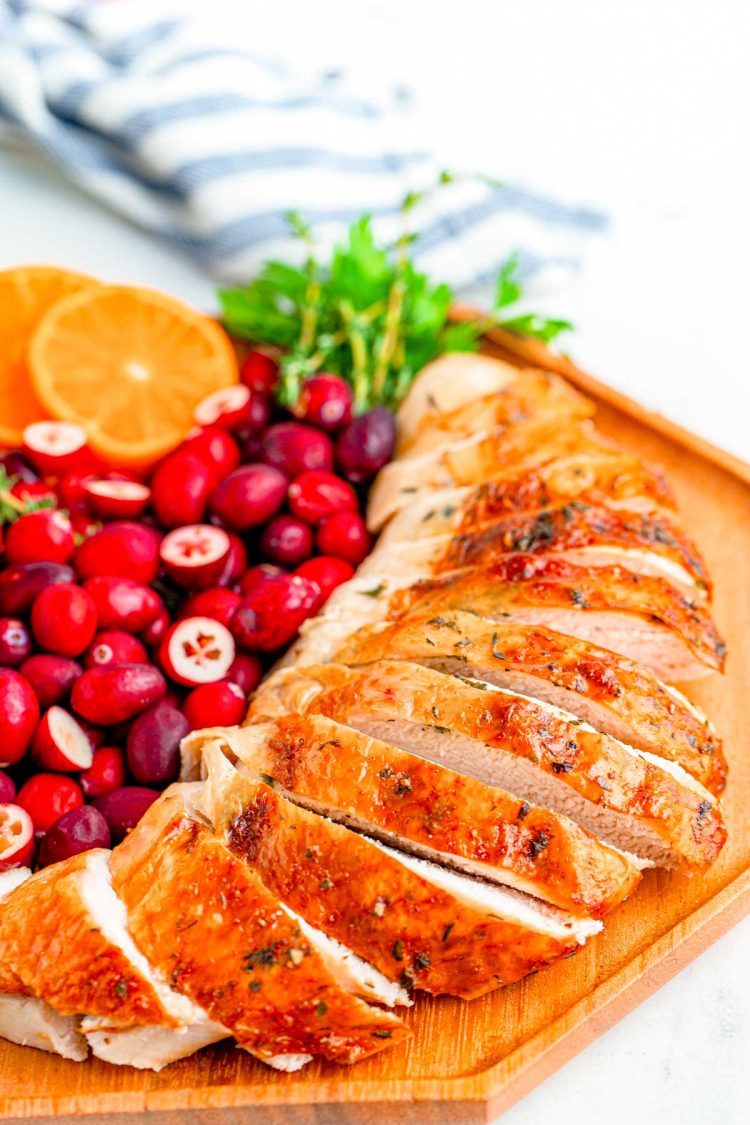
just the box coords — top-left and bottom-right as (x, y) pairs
(30, 285), (238, 468)
(0, 266), (99, 448)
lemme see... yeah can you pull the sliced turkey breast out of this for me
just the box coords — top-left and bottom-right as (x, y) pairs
(203, 747), (601, 1001)
(188, 714), (642, 918)
(334, 612), (726, 793)
(109, 782), (409, 1067)
(248, 662), (726, 870)
(378, 453), (677, 549)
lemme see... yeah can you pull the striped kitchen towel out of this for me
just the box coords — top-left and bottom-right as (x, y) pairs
(0, 0), (607, 289)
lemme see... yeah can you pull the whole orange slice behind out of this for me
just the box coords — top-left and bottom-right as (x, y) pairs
(29, 285), (238, 468)
(0, 266), (99, 448)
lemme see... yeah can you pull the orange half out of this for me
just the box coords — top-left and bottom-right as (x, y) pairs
(0, 266), (99, 447)
(30, 285), (238, 468)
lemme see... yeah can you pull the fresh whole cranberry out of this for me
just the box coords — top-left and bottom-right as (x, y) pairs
(231, 574), (319, 652)
(82, 576), (162, 634)
(37, 805), (111, 867)
(210, 464), (287, 532)
(71, 663), (166, 725)
(92, 786), (159, 843)
(242, 392), (271, 435)
(85, 630), (148, 668)
(180, 587), (241, 628)
(31, 583), (98, 657)
(74, 521), (161, 584)
(126, 700), (189, 785)
(0, 771), (15, 803)
(336, 407), (396, 482)
(140, 607), (171, 649)
(19, 654), (82, 708)
(261, 422), (334, 477)
(238, 564), (285, 596)
(150, 453), (212, 528)
(225, 652), (263, 695)
(0, 804), (35, 870)
(178, 426), (240, 483)
(296, 555), (355, 608)
(215, 532), (248, 587)
(239, 349), (279, 396)
(293, 373), (353, 431)
(287, 469), (358, 525)
(0, 561), (75, 615)
(4, 509), (74, 566)
(0, 617), (32, 666)
(183, 680), (246, 729)
(17, 773), (84, 833)
(316, 510), (372, 565)
(79, 746), (126, 799)
(260, 515), (313, 567)
(238, 432), (263, 463)
(159, 616), (236, 687)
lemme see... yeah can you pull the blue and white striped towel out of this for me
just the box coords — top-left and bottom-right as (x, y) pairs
(0, 0), (607, 290)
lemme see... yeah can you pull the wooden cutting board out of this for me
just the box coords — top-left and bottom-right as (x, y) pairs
(2, 327), (749, 1124)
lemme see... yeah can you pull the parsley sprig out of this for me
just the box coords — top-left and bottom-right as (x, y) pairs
(219, 185), (572, 413)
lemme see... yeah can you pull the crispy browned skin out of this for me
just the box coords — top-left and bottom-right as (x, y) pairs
(250, 662), (726, 871)
(110, 789), (407, 1065)
(443, 419), (616, 486)
(390, 555), (726, 675)
(0, 852), (175, 1025)
(232, 713), (641, 918)
(335, 613), (726, 793)
(210, 770), (587, 1000)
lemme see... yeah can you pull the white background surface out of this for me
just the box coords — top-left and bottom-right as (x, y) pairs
(1, 1), (749, 1121)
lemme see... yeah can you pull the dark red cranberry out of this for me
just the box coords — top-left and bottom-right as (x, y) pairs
(178, 426), (241, 484)
(0, 669), (41, 766)
(0, 618), (32, 666)
(287, 469), (358, 524)
(210, 464), (287, 531)
(238, 432), (263, 463)
(226, 652), (263, 695)
(74, 521), (160, 584)
(231, 574), (319, 652)
(336, 407), (396, 482)
(316, 510), (372, 565)
(31, 583), (98, 657)
(296, 555), (355, 607)
(92, 787), (159, 843)
(216, 532), (247, 587)
(0, 561), (75, 615)
(4, 509), (74, 566)
(126, 701), (189, 785)
(239, 349), (279, 396)
(0, 771), (16, 803)
(37, 805), (111, 867)
(260, 515), (313, 567)
(183, 680), (246, 729)
(261, 422), (334, 477)
(19, 654), (82, 708)
(294, 373), (353, 431)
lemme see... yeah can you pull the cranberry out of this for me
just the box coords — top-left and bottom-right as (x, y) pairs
(210, 464), (287, 531)
(294, 373), (353, 431)
(260, 515), (313, 567)
(239, 349), (279, 396)
(160, 524), (231, 590)
(92, 786), (159, 843)
(31, 583), (98, 657)
(79, 747), (126, 799)
(19, 654), (81, 708)
(178, 426), (240, 483)
(150, 453), (212, 528)
(0, 804), (35, 870)
(0, 452), (37, 483)
(336, 407), (396, 482)
(71, 663), (166, 725)
(140, 607), (170, 648)
(238, 432), (263, 463)
(296, 555), (355, 607)
(159, 616), (235, 687)
(10, 480), (57, 507)
(4, 509), (74, 566)
(0, 772), (15, 803)
(216, 532), (247, 587)
(261, 422), (334, 477)
(0, 561), (74, 615)
(180, 587), (241, 628)
(287, 469), (358, 525)
(193, 384), (269, 433)
(316, 510), (372, 565)
(0, 669), (39, 766)
(242, 393), (271, 435)
(22, 421), (90, 475)
(85, 630), (148, 668)
(37, 805), (111, 867)
(183, 680), (246, 729)
(57, 468), (97, 508)
(238, 564), (285, 596)
(231, 574), (319, 652)
(31, 706), (94, 772)
(74, 520), (160, 584)
(83, 479), (151, 520)
(126, 700), (189, 785)
(82, 576), (162, 633)
(226, 652), (263, 695)
(0, 617), (32, 666)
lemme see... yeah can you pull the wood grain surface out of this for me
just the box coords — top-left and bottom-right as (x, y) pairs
(2, 329), (748, 1122)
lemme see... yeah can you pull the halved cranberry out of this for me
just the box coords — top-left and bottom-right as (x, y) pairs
(288, 469), (358, 525)
(261, 422), (334, 477)
(22, 421), (90, 475)
(74, 521), (161, 584)
(71, 663), (166, 725)
(150, 453), (212, 528)
(293, 373), (353, 431)
(85, 630), (148, 668)
(20, 654), (82, 709)
(239, 349), (279, 396)
(260, 515), (313, 567)
(316, 510), (371, 565)
(31, 583), (98, 657)
(0, 561), (75, 615)
(0, 804), (35, 870)
(159, 616), (235, 687)
(0, 669), (39, 766)
(83, 576), (162, 633)
(0, 617), (32, 666)
(83, 479), (151, 520)
(180, 587), (241, 628)
(4, 509), (74, 566)
(0, 772), (16, 803)
(17, 774), (85, 834)
(126, 701), (189, 785)
(31, 706), (94, 772)
(160, 524), (231, 590)
(79, 747), (126, 799)
(37, 805), (110, 867)
(92, 786), (159, 843)
(178, 426), (240, 483)
(296, 555), (355, 607)
(210, 464), (287, 531)
(231, 574), (319, 652)
(193, 385), (262, 432)
(226, 652), (263, 695)
(336, 407), (396, 482)
(183, 680), (246, 729)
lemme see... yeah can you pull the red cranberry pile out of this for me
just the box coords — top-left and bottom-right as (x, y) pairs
(0, 353), (395, 872)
